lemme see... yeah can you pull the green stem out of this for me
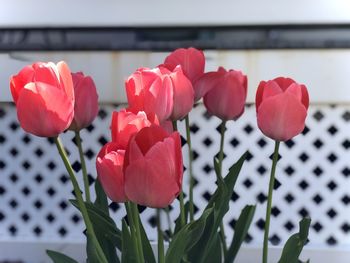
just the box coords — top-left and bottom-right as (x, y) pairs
(131, 202), (145, 262)
(218, 120), (227, 178)
(157, 209), (165, 263)
(75, 131), (91, 203)
(218, 120), (228, 256)
(125, 203), (142, 263)
(185, 115), (194, 222)
(172, 120), (186, 228)
(54, 137), (108, 263)
(263, 140), (280, 263)
(165, 206), (173, 238)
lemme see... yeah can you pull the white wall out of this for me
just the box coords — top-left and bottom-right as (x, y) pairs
(1, 0), (350, 27)
(2, 49), (350, 104)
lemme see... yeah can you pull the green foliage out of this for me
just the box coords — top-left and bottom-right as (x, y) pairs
(121, 219), (138, 263)
(70, 198), (122, 263)
(165, 208), (213, 263)
(278, 218), (311, 263)
(225, 205), (256, 263)
(46, 250), (78, 263)
(94, 180), (110, 214)
(186, 152), (248, 263)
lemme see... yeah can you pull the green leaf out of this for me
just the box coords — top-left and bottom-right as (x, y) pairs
(213, 156), (225, 188)
(173, 201), (190, 235)
(91, 181), (120, 262)
(94, 179), (109, 214)
(70, 200), (122, 250)
(202, 232), (222, 263)
(166, 208), (213, 263)
(133, 209), (156, 263)
(46, 250), (78, 263)
(225, 205), (256, 263)
(121, 219), (138, 263)
(187, 152), (247, 262)
(278, 217), (311, 263)
(86, 232), (100, 263)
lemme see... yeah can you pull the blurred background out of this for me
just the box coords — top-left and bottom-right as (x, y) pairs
(1, 0), (350, 262)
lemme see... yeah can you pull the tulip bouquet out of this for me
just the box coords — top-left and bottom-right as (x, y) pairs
(9, 48), (311, 263)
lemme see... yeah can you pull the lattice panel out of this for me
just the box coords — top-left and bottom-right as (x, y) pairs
(1, 102), (350, 247)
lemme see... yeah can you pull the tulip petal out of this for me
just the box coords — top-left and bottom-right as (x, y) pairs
(194, 71), (224, 101)
(33, 62), (61, 89)
(125, 148), (179, 208)
(255, 81), (266, 112)
(125, 69), (159, 107)
(285, 83), (303, 101)
(164, 47), (205, 84)
(262, 80), (283, 101)
(273, 77), (295, 91)
(97, 150), (127, 203)
(257, 93), (307, 141)
(73, 76), (99, 129)
(16, 82), (74, 137)
(10, 66), (35, 104)
(57, 61), (74, 101)
(146, 76), (173, 122)
(204, 72), (247, 120)
(300, 84), (309, 109)
(170, 68), (194, 120)
(133, 126), (169, 155)
(170, 132), (183, 187)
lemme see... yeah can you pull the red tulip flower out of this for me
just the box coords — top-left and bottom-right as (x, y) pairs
(10, 61), (74, 137)
(69, 72), (99, 131)
(96, 142), (127, 203)
(164, 47), (205, 86)
(201, 67), (247, 121)
(110, 109), (156, 149)
(256, 77), (309, 141)
(125, 66), (194, 122)
(124, 125), (183, 208)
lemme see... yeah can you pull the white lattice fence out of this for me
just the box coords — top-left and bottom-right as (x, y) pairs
(1, 102), (350, 248)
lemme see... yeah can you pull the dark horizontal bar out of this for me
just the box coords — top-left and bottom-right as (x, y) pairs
(1, 25), (350, 51)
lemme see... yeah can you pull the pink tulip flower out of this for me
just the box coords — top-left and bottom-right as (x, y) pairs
(256, 77), (309, 141)
(164, 47), (205, 86)
(201, 67), (247, 121)
(110, 109), (156, 149)
(96, 142), (127, 203)
(69, 72), (99, 131)
(10, 61), (74, 137)
(124, 125), (183, 208)
(125, 65), (194, 122)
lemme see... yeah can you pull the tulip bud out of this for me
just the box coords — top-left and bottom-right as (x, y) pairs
(201, 67), (247, 121)
(10, 61), (74, 137)
(96, 142), (127, 203)
(255, 77), (309, 141)
(164, 47), (205, 86)
(69, 72), (99, 131)
(124, 125), (183, 208)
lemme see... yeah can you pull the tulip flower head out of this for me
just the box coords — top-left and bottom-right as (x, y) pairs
(69, 72), (99, 131)
(200, 67), (247, 121)
(10, 61), (74, 137)
(96, 142), (127, 203)
(125, 65), (194, 122)
(255, 77), (309, 141)
(110, 109), (156, 149)
(164, 47), (205, 86)
(123, 125), (183, 208)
